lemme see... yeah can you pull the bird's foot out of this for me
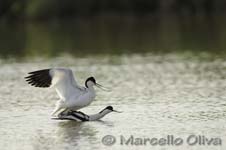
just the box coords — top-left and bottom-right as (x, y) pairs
(57, 110), (69, 117)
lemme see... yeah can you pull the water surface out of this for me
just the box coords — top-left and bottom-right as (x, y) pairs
(0, 53), (225, 150)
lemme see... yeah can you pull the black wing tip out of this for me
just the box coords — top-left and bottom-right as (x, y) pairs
(25, 69), (52, 88)
(28, 69), (50, 75)
(26, 80), (51, 87)
(26, 82), (51, 88)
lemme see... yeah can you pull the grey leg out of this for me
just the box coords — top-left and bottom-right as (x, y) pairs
(58, 108), (70, 117)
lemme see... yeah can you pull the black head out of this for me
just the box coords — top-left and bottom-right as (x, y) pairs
(99, 106), (122, 114)
(105, 106), (113, 111)
(85, 77), (96, 88)
(99, 106), (113, 113)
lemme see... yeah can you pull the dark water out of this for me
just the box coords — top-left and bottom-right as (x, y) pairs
(0, 15), (226, 59)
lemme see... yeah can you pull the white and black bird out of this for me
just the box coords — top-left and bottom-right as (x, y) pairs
(54, 106), (121, 121)
(25, 68), (108, 116)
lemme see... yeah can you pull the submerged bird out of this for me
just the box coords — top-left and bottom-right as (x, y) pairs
(25, 68), (108, 116)
(53, 106), (121, 121)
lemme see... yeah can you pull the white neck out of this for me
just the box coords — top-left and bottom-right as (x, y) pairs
(89, 111), (111, 121)
(87, 85), (94, 89)
(87, 85), (95, 94)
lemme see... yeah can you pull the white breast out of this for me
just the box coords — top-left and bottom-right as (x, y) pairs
(67, 89), (96, 110)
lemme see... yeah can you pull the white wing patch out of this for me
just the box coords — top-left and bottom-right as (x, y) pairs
(49, 68), (84, 100)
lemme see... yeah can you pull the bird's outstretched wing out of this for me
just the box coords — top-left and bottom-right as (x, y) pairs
(25, 69), (51, 88)
(25, 68), (84, 99)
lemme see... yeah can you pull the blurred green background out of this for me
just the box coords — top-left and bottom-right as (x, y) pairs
(1, 0), (225, 19)
(0, 0), (226, 59)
